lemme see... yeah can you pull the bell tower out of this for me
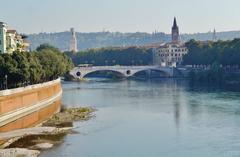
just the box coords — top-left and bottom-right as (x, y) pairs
(0, 22), (7, 53)
(70, 28), (78, 53)
(171, 17), (179, 43)
(213, 28), (217, 42)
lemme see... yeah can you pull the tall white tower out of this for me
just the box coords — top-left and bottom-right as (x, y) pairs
(213, 28), (217, 42)
(70, 28), (78, 53)
(0, 22), (7, 53)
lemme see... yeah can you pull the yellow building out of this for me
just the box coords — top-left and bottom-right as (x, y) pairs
(0, 22), (29, 54)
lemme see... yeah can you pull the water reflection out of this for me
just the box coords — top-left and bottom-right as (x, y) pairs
(42, 79), (240, 157)
(173, 94), (181, 130)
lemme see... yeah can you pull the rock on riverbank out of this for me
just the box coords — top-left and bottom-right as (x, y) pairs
(43, 106), (95, 127)
(0, 148), (40, 157)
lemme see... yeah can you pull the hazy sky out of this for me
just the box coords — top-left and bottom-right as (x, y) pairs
(1, 0), (240, 34)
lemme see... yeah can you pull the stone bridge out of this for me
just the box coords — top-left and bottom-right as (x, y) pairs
(70, 66), (174, 79)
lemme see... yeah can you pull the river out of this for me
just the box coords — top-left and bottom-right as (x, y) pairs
(41, 79), (240, 157)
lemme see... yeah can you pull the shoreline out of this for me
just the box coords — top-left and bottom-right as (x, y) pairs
(0, 106), (95, 157)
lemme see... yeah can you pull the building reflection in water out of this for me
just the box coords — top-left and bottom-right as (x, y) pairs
(172, 81), (181, 131)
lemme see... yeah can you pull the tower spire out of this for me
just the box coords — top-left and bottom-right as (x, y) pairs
(172, 17), (179, 43)
(173, 17), (177, 29)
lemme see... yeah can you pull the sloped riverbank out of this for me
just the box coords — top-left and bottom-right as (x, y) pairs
(0, 106), (95, 157)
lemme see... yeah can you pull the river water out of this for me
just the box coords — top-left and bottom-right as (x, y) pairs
(41, 79), (240, 157)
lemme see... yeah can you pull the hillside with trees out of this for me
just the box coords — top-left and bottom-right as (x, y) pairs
(183, 39), (240, 66)
(183, 39), (240, 83)
(66, 47), (153, 66)
(27, 30), (240, 51)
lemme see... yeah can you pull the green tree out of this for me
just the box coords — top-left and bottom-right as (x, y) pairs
(0, 44), (74, 89)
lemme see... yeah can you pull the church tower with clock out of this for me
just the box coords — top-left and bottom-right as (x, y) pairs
(172, 17), (179, 43)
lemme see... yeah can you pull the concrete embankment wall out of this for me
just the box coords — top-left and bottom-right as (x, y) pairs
(0, 79), (62, 132)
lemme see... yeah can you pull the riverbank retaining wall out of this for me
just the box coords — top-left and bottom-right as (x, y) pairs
(0, 79), (62, 132)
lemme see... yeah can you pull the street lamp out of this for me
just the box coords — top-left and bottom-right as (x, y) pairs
(105, 60), (108, 66)
(131, 60), (135, 66)
(5, 75), (8, 89)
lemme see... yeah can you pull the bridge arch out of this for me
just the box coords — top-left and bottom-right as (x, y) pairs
(76, 71), (81, 77)
(126, 70), (131, 76)
(82, 69), (126, 78)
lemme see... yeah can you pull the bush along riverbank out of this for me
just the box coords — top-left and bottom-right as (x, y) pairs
(0, 106), (95, 157)
(0, 44), (74, 90)
(183, 39), (240, 85)
(188, 62), (240, 85)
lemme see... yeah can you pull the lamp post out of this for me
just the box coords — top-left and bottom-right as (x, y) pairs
(105, 60), (108, 66)
(5, 75), (8, 89)
(131, 60), (135, 66)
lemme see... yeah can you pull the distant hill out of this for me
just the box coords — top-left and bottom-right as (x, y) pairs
(27, 30), (240, 51)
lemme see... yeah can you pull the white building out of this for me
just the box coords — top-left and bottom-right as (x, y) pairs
(0, 22), (29, 54)
(153, 18), (188, 67)
(153, 43), (188, 67)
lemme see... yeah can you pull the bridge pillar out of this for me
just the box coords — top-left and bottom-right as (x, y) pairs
(147, 69), (151, 79)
